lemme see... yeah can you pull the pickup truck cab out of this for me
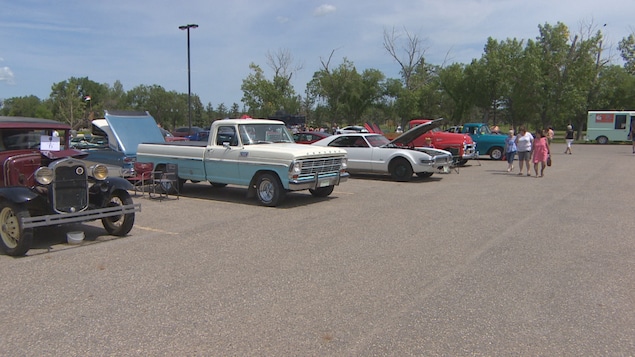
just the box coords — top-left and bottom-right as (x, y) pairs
(408, 119), (476, 165)
(459, 123), (507, 160)
(136, 119), (349, 206)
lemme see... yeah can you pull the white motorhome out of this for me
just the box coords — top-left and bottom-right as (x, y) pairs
(586, 111), (635, 144)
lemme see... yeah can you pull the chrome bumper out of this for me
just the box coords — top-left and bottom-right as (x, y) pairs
(462, 146), (478, 159)
(21, 203), (141, 229)
(289, 172), (349, 190)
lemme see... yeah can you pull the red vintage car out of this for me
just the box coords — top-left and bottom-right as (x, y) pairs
(0, 116), (140, 256)
(407, 119), (476, 165)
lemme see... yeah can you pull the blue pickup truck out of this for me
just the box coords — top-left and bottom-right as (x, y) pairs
(454, 123), (507, 160)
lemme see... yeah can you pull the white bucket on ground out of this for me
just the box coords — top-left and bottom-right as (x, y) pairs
(66, 231), (85, 244)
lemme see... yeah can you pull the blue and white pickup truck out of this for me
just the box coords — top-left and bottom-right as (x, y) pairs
(136, 118), (349, 206)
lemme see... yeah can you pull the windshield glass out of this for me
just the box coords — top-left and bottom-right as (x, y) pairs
(238, 124), (294, 144)
(1, 128), (69, 151)
(366, 134), (390, 147)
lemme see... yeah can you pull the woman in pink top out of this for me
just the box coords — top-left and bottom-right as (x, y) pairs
(532, 129), (550, 177)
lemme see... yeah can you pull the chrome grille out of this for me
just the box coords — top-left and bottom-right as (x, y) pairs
(299, 157), (341, 175)
(51, 160), (89, 213)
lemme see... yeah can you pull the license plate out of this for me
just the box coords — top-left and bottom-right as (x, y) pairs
(319, 180), (330, 187)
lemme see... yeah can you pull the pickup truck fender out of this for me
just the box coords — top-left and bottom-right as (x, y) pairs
(245, 169), (286, 198)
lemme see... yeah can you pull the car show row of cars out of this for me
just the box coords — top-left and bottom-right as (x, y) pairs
(0, 111), (493, 256)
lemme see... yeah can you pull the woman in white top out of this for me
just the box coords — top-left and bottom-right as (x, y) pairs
(515, 126), (534, 176)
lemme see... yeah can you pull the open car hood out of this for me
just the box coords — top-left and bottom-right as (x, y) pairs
(388, 118), (445, 146)
(95, 111), (165, 155)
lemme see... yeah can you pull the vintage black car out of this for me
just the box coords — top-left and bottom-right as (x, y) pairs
(0, 116), (141, 256)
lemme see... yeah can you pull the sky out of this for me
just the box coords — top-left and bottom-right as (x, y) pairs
(1, 0), (633, 108)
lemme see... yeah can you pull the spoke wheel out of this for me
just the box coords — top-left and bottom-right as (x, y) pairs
(0, 202), (33, 256)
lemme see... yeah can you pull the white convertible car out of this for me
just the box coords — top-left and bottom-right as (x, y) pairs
(312, 119), (453, 181)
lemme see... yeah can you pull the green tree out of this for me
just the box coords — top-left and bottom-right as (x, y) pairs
(50, 79), (86, 128)
(618, 33), (635, 75)
(307, 53), (385, 124)
(103, 80), (127, 111)
(241, 49), (302, 118)
(0, 95), (52, 118)
(437, 63), (470, 122)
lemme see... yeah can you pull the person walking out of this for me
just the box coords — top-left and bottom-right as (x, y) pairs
(515, 126), (534, 176)
(505, 129), (517, 172)
(532, 129), (550, 177)
(629, 120), (635, 154)
(564, 124), (574, 154)
(547, 127), (554, 145)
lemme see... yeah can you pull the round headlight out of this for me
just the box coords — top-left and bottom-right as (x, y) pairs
(34, 167), (54, 185)
(92, 164), (109, 180)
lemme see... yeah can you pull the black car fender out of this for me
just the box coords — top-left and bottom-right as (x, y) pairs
(0, 187), (40, 204)
(89, 177), (134, 206)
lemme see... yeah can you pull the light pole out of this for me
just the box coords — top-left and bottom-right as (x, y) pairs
(179, 24), (198, 136)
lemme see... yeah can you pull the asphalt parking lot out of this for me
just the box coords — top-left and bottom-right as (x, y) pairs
(1, 143), (634, 356)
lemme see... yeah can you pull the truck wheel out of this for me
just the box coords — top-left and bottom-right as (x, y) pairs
(489, 147), (504, 160)
(256, 173), (285, 207)
(102, 190), (135, 236)
(596, 136), (608, 144)
(309, 185), (335, 197)
(0, 202), (33, 256)
(389, 158), (413, 182)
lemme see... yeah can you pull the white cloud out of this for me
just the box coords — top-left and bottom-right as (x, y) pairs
(0, 66), (15, 85)
(313, 4), (336, 16)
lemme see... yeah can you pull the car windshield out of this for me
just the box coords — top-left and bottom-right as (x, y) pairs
(366, 134), (390, 147)
(1, 129), (69, 151)
(238, 124), (294, 144)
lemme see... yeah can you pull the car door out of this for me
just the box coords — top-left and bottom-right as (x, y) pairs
(327, 135), (373, 172)
(204, 125), (241, 183)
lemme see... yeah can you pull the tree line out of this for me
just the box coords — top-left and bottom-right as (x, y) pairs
(2, 21), (634, 138)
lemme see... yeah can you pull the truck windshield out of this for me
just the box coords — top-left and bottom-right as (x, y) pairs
(479, 126), (492, 134)
(238, 124), (294, 144)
